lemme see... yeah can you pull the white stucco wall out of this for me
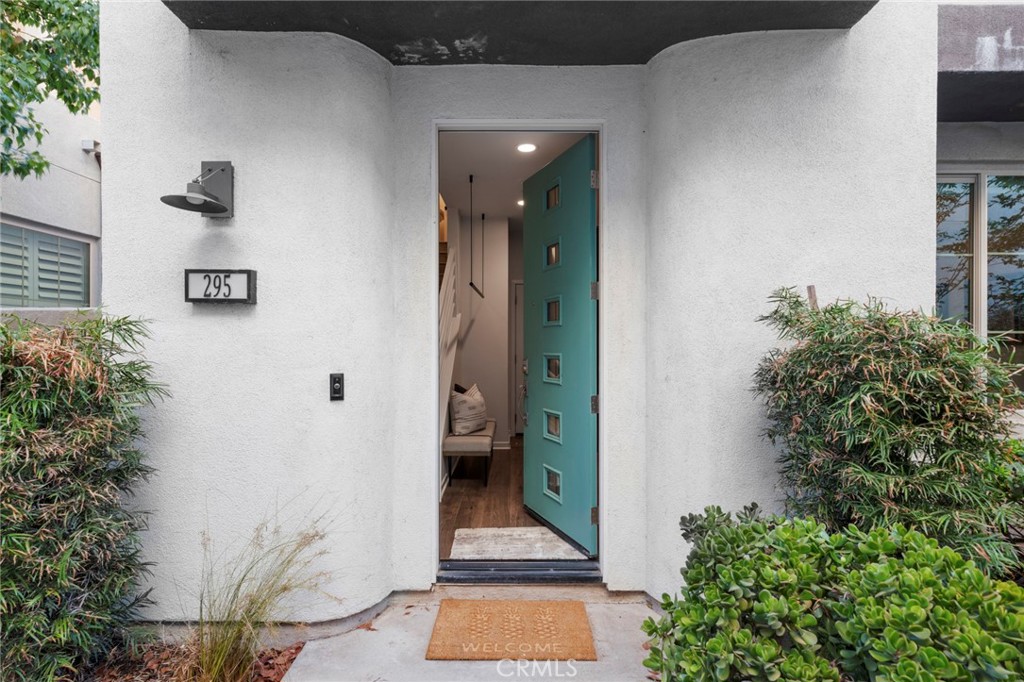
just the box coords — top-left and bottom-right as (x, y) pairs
(101, 1), (396, 621)
(101, 0), (939, 622)
(0, 97), (101, 239)
(644, 0), (938, 598)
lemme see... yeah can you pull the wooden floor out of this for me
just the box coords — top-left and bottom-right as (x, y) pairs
(439, 436), (541, 560)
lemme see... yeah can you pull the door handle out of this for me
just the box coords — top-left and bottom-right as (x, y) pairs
(517, 383), (528, 428)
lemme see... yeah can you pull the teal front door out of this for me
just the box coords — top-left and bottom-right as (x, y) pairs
(522, 134), (598, 557)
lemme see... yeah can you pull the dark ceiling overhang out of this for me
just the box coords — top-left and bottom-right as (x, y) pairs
(162, 1), (878, 66)
(938, 72), (1024, 123)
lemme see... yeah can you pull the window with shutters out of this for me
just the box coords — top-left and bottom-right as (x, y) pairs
(1, 223), (91, 308)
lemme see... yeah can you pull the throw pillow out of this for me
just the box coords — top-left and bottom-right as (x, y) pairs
(451, 383), (487, 435)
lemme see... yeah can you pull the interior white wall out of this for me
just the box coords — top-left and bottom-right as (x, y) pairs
(100, 1), (396, 621)
(509, 221), (524, 281)
(441, 208), (461, 496)
(643, 0), (938, 599)
(390, 66), (650, 594)
(454, 212), (512, 446)
(937, 123), (1024, 163)
(0, 97), (102, 239)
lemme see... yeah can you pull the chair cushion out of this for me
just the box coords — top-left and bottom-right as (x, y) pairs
(443, 419), (496, 454)
(450, 383), (487, 435)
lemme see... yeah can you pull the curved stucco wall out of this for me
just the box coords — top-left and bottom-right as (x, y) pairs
(643, 1), (938, 598)
(101, 2), (395, 621)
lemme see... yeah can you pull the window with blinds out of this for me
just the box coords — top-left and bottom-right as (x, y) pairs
(1, 224), (91, 308)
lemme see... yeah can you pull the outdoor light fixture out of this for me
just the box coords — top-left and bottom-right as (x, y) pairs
(516, 143), (537, 153)
(160, 161), (234, 218)
(517, 199), (525, 206)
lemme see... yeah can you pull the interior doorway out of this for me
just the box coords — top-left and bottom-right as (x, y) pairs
(437, 130), (599, 569)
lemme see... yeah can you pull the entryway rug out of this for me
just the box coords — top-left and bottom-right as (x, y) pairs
(449, 527), (588, 560)
(425, 599), (597, 661)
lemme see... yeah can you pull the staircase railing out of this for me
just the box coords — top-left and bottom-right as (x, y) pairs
(439, 242), (461, 450)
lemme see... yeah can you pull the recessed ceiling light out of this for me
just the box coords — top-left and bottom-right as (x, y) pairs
(517, 199), (525, 206)
(517, 143), (537, 153)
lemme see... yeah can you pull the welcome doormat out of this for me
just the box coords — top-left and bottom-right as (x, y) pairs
(425, 599), (597, 661)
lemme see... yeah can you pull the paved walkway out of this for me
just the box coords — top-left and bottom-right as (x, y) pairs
(283, 585), (657, 682)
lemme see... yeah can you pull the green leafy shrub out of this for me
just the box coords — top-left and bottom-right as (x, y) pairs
(755, 288), (1024, 575)
(0, 315), (165, 680)
(643, 507), (1024, 682)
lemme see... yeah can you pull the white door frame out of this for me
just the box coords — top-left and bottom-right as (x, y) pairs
(431, 119), (607, 572)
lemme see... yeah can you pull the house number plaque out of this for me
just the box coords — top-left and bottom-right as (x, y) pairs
(184, 269), (257, 304)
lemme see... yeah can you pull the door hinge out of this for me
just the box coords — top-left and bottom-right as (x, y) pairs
(590, 394), (599, 414)
(590, 170), (598, 189)
(591, 506), (599, 525)
(590, 281), (599, 300)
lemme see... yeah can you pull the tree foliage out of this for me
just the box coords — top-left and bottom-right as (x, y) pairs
(1, 0), (100, 178)
(0, 315), (164, 680)
(754, 288), (1024, 576)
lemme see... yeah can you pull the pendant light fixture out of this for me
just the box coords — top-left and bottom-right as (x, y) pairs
(468, 174), (485, 299)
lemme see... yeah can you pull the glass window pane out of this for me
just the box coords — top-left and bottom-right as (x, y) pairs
(987, 176), (1024, 255)
(546, 470), (560, 495)
(545, 297), (561, 325)
(546, 240), (560, 267)
(543, 409), (562, 444)
(544, 465), (562, 501)
(937, 256), (971, 323)
(937, 182), (973, 254)
(988, 255), (1024, 332)
(546, 412), (560, 438)
(544, 354), (561, 383)
(987, 177), (1024, 332)
(546, 184), (560, 210)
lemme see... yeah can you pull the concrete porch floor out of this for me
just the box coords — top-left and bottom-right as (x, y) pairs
(283, 585), (658, 682)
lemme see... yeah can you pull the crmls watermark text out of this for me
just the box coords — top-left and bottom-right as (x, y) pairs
(496, 658), (579, 678)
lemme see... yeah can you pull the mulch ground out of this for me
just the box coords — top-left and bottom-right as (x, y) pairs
(88, 641), (304, 682)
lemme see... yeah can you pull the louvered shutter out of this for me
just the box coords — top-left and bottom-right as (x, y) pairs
(0, 224), (90, 308)
(35, 231), (89, 306)
(1, 225), (31, 307)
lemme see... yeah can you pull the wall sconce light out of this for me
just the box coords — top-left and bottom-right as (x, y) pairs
(81, 139), (101, 168)
(161, 161), (234, 218)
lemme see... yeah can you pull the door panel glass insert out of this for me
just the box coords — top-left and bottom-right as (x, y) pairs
(543, 465), (562, 502)
(545, 239), (561, 269)
(544, 296), (562, 326)
(936, 181), (973, 323)
(546, 184), (560, 210)
(543, 409), (562, 443)
(544, 354), (562, 384)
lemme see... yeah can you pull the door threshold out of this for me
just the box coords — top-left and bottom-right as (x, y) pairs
(437, 559), (602, 584)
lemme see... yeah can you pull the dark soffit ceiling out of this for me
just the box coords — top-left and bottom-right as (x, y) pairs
(938, 72), (1024, 123)
(162, 1), (878, 66)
